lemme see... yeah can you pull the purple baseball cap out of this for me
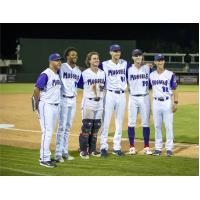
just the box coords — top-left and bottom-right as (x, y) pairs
(48, 53), (62, 61)
(110, 44), (121, 52)
(154, 54), (165, 61)
(132, 49), (143, 56)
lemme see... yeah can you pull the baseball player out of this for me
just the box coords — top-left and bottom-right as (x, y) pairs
(150, 54), (178, 156)
(127, 49), (152, 155)
(55, 47), (81, 162)
(78, 52), (105, 159)
(100, 44), (127, 157)
(32, 53), (62, 168)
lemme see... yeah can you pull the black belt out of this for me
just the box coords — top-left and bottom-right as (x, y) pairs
(132, 94), (148, 97)
(63, 95), (75, 98)
(154, 97), (169, 101)
(88, 97), (101, 101)
(108, 90), (125, 94)
(50, 103), (59, 106)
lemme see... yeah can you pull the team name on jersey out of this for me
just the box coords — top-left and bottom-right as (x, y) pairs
(52, 79), (61, 86)
(87, 78), (104, 85)
(108, 69), (126, 76)
(130, 73), (149, 80)
(151, 80), (168, 86)
(63, 72), (80, 81)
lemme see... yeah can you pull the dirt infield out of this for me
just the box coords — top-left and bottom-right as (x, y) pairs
(0, 91), (199, 158)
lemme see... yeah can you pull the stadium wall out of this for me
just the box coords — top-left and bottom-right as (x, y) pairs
(19, 38), (136, 83)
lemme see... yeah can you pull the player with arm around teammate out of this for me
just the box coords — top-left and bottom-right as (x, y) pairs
(127, 49), (152, 155)
(54, 47), (81, 162)
(100, 44), (127, 157)
(32, 53), (62, 168)
(78, 52), (105, 159)
(150, 54), (178, 157)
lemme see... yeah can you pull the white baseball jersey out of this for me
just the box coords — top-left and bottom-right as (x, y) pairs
(59, 63), (81, 97)
(127, 64), (150, 95)
(150, 69), (177, 98)
(100, 59), (127, 91)
(35, 68), (61, 104)
(79, 68), (105, 98)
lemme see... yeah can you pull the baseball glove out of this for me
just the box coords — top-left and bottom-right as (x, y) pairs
(31, 96), (39, 111)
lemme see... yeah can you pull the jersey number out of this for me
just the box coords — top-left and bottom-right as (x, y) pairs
(121, 76), (126, 82)
(162, 86), (169, 92)
(142, 81), (148, 86)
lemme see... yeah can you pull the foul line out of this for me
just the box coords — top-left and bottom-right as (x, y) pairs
(1, 127), (199, 148)
(0, 166), (48, 176)
(2, 128), (41, 133)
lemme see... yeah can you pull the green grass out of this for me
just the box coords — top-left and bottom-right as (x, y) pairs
(118, 104), (199, 144)
(0, 83), (198, 94)
(0, 83), (35, 94)
(0, 145), (198, 176)
(176, 85), (199, 92)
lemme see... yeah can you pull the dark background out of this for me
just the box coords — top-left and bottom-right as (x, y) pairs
(0, 23), (199, 59)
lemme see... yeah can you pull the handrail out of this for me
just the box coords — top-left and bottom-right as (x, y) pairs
(0, 59), (23, 67)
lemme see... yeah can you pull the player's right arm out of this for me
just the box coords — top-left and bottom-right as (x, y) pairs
(32, 73), (48, 104)
(33, 87), (40, 101)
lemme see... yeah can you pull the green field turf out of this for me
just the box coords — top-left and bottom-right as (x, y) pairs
(0, 145), (198, 176)
(176, 84), (199, 92)
(0, 83), (35, 94)
(0, 83), (199, 94)
(119, 104), (199, 144)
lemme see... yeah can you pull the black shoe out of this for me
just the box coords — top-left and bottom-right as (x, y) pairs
(40, 161), (57, 168)
(39, 158), (57, 163)
(80, 151), (89, 159)
(90, 150), (101, 157)
(112, 150), (125, 157)
(54, 157), (65, 163)
(166, 150), (173, 157)
(152, 150), (162, 156)
(101, 149), (108, 157)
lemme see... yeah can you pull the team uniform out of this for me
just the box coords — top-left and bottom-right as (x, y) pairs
(127, 64), (152, 154)
(78, 68), (105, 158)
(55, 63), (81, 161)
(150, 69), (177, 154)
(100, 59), (127, 155)
(35, 68), (61, 163)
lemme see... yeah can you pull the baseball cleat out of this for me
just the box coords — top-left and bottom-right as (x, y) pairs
(126, 147), (137, 155)
(143, 147), (153, 155)
(39, 158), (57, 163)
(63, 154), (75, 161)
(40, 161), (57, 168)
(100, 149), (108, 157)
(166, 150), (173, 157)
(54, 156), (65, 163)
(112, 150), (125, 157)
(90, 150), (101, 157)
(152, 150), (162, 156)
(80, 151), (89, 159)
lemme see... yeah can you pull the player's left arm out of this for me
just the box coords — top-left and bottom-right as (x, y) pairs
(170, 73), (178, 113)
(77, 74), (84, 89)
(172, 89), (178, 112)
